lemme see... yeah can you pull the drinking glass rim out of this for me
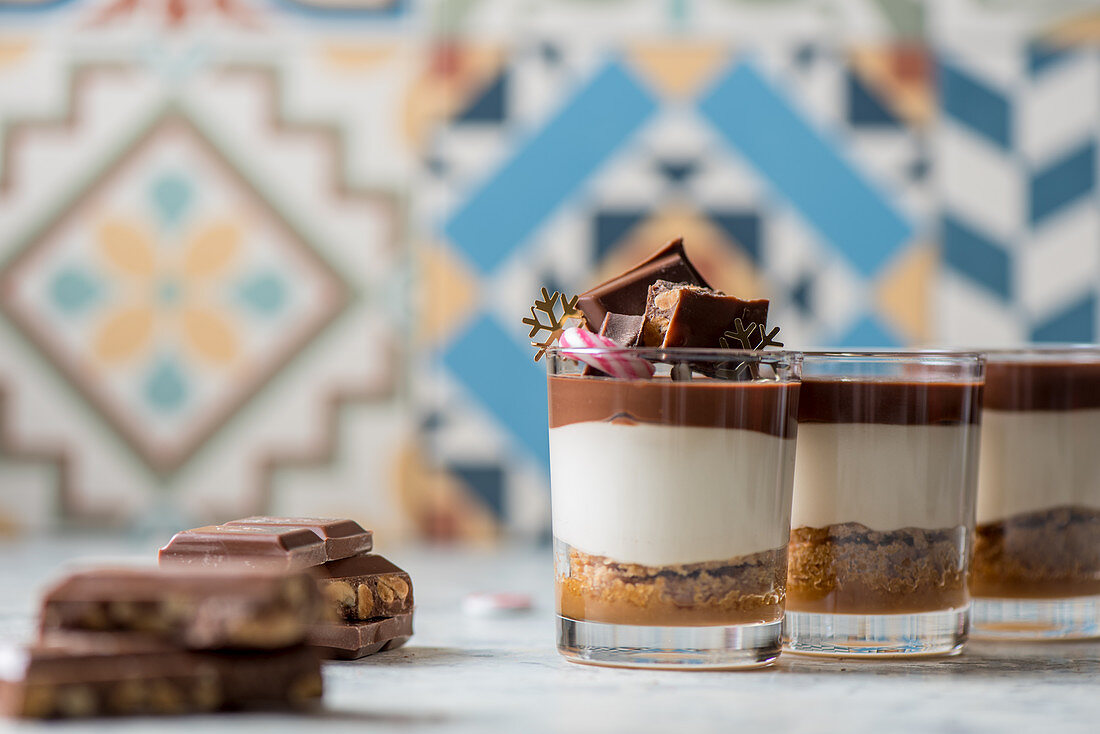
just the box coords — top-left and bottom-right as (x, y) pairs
(978, 344), (1100, 361)
(799, 349), (984, 363)
(544, 346), (803, 363)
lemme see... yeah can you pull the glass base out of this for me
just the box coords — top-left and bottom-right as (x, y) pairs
(782, 606), (969, 657)
(971, 595), (1100, 640)
(556, 615), (781, 669)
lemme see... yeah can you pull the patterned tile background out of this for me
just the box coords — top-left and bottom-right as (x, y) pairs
(0, 0), (1098, 541)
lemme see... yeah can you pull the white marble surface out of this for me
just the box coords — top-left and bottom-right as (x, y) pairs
(1, 536), (1099, 734)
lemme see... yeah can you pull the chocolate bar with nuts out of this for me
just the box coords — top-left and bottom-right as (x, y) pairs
(313, 555), (414, 622)
(308, 614), (413, 660)
(224, 517), (373, 560)
(577, 238), (710, 327)
(38, 567), (323, 650)
(0, 640), (322, 718)
(158, 524), (328, 571)
(642, 280), (769, 349)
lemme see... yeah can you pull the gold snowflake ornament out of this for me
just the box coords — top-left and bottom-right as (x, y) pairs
(522, 288), (585, 361)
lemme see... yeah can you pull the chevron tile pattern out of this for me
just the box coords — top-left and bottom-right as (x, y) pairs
(0, 1), (1096, 540)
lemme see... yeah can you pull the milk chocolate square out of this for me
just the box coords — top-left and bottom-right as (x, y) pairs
(224, 517), (372, 560)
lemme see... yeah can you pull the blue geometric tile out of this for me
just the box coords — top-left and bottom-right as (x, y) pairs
(939, 59), (1012, 151)
(1031, 293), (1097, 343)
(1030, 141), (1096, 226)
(449, 463), (507, 518)
(593, 210), (648, 262)
(790, 274), (813, 314)
(656, 159), (698, 184)
(1027, 40), (1075, 77)
(942, 213), (1012, 301)
(272, 0), (410, 19)
(707, 211), (761, 265)
(700, 61), (912, 277)
(834, 315), (903, 348)
(441, 314), (548, 469)
(847, 70), (901, 127)
(445, 62), (657, 275)
(456, 72), (508, 125)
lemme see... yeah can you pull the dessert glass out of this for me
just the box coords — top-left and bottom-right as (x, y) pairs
(972, 347), (1100, 640)
(546, 347), (801, 669)
(784, 352), (984, 656)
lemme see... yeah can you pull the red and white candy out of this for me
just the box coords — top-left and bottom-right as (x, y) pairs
(558, 327), (655, 379)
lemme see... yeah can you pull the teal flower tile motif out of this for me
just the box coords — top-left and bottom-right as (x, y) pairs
(150, 172), (193, 227)
(145, 358), (189, 413)
(49, 268), (101, 315)
(237, 272), (288, 316)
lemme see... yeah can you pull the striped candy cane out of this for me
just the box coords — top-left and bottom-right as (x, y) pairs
(558, 327), (655, 379)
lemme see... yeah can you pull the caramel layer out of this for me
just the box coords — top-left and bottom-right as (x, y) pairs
(798, 378), (982, 425)
(971, 506), (1100, 599)
(547, 374), (798, 438)
(985, 360), (1100, 412)
(557, 546), (786, 627)
(786, 523), (968, 614)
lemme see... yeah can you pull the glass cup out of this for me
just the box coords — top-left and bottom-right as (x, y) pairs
(546, 347), (802, 669)
(971, 347), (1100, 640)
(783, 352), (984, 656)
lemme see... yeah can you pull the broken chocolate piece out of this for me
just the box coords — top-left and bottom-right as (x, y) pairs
(38, 567), (322, 650)
(641, 280), (769, 349)
(308, 613), (414, 660)
(598, 312), (645, 347)
(158, 525), (328, 571)
(224, 517), (373, 560)
(577, 238), (710, 326)
(312, 555), (414, 622)
(581, 312), (647, 377)
(0, 641), (322, 718)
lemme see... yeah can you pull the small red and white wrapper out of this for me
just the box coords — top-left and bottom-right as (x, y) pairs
(557, 327), (655, 379)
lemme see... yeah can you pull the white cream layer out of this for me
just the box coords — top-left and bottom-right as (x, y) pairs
(791, 423), (979, 531)
(977, 408), (1100, 525)
(549, 422), (794, 567)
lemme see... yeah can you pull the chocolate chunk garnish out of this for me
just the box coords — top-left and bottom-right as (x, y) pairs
(641, 280), (769, 349)
(581, 312), (646, 377)
(577, 238), (710, 326)
(598, 312), (644, 347)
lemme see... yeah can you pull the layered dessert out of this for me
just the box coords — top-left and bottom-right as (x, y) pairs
(788, 374), (983, 615)
(539, 239), (799, 630)
(973, 356), (1100, 599)
(550, 375), (798, 626)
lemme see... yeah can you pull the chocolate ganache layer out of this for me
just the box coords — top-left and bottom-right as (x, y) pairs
(985, 360), (1100, 412)
(547, 374), (798, 438)
(798, 378), (982, 425)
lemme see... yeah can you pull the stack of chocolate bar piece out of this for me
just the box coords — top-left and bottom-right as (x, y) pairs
(2, 567), (325, 718)
(1, 516), (414, 719)
(159, 517), (414, 660)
